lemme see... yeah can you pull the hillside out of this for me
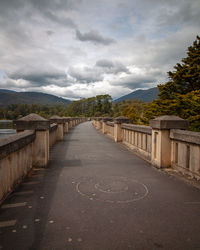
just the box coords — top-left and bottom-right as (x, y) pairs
(114, 87), (159, 103)
(0, 89), (16, 93)
(0, 90), (72, 106)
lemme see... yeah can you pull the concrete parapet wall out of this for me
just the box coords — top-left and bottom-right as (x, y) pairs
(170, 129), (200, 145)
(106, 122), (114, 138)
(93, 116), (200, 180)
(0, 131), (35, 203)
(0, 116), (86, 204)
(121, 124), (152, 135)
(49, 124), (58, 147)
(170, 129), (200, 179)
(122, 124), (152, 161)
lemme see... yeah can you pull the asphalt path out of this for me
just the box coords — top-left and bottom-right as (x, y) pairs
(0, 121), (200, 250)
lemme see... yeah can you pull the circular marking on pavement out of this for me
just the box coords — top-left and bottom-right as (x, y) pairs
(76, 176), (149, 203)
(95, 180), (128, 193)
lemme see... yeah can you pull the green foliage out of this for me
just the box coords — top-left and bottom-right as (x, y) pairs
(143, 91), (200, 131)
(112, 100), (145, 123)
(67, 95), (112, 117)
(0, 95), (112, 120)
(158, 35), (200, 99)
(0, 104), (69, 120)
(143, 35), (200, 131)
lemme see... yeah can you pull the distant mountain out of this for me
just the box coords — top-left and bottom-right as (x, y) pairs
(114, 87), (159, 103)
(0, 90), (72, 106)
(0, 89), (16, 93)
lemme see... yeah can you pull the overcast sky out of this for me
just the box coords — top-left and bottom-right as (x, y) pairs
(0, 0), (199, 100)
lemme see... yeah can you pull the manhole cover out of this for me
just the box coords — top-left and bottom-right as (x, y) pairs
(76, 176), (149, 203)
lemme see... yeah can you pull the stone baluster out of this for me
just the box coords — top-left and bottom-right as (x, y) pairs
(50, 115), (65, 141)
(102, 117), (113, 134)
(114, 116), (130, 142)
(13, 113), (50, 167)
(150, 115), (189, 168)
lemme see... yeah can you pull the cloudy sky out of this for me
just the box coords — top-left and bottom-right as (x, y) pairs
(0, 0), (199, 100)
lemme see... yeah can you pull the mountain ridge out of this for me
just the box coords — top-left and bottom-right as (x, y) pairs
(0, 90), (72, 106)
(114, 87), (159, 103)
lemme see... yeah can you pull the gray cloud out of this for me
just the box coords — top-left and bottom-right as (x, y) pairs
(68, 66), (103, 83)
(46, 30), (54, 36)
(76, 30), (116, 45)
(110, 75), (157, 89)
(9, 70), (70, 88)
(0, 0), (199, 99)
(110, 68), (164, 90)
(96, 59), (129, 74)
(30, 0), (80, 11)
(96, 59), (114, 68)
(44, 10), (76, 28)
(67, 60), (129, 85)
(156, 1), (200, 28)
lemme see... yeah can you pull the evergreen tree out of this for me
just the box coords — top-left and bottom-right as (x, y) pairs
(144, 35), (200, 131)
(158, 35), (200, 99)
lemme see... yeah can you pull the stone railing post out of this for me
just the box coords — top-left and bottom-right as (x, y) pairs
(102, 117), (113, 134)
(50, 115), (65, 141)
(114, 116), (130, 142)
(96, 118), (103, 130)
(63, 117), (70, 133)
(13, 113), (50, 167)
(92, 118), (97, 128)
(72, 118), (75, 127)
(150, 115), (189, 168)
(68, 118), (72, 129)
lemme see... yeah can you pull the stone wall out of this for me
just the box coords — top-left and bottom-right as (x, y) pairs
(0, 131), (35, 203)
(106, 121), (114, 139)
(93, 116), (200, 180)
(122, 124), (152, 161)
(170, 129), (200, 179)
(0, 115), (86, 204)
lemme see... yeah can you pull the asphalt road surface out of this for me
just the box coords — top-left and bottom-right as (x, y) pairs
(0, 121), (200, 250)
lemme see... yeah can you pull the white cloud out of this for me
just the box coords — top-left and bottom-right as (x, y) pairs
(0, 0), (199, 99)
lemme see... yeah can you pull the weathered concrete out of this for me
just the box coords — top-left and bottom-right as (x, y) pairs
(0, 121), (200, 250)
(102, 117), (113, 134)
(14, 114), (50, 167)
(170, 129), (200, 179)
(0, 131), (35, 202)
(114, 116), (130, 142)
(122, 124), (152, 135)
(150, 115), (189, 130)
(13, 113), (50, 131)
(49, 123), (58, 147)
(150, 116), (189, 168)
(50, 115), (64, 141)
(95, 115), (200, 180)
(170, 129), (200, 145)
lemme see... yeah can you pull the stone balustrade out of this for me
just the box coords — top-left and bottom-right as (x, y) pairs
(0, 114), (86, 204)
(93, 115), (200, 180)
(122, 124), (152, 161)
(0, 131), (35, 203)
(49, 123), (58, 147)
(170, 129), (200, 178)
(106, 121), (115, 138)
